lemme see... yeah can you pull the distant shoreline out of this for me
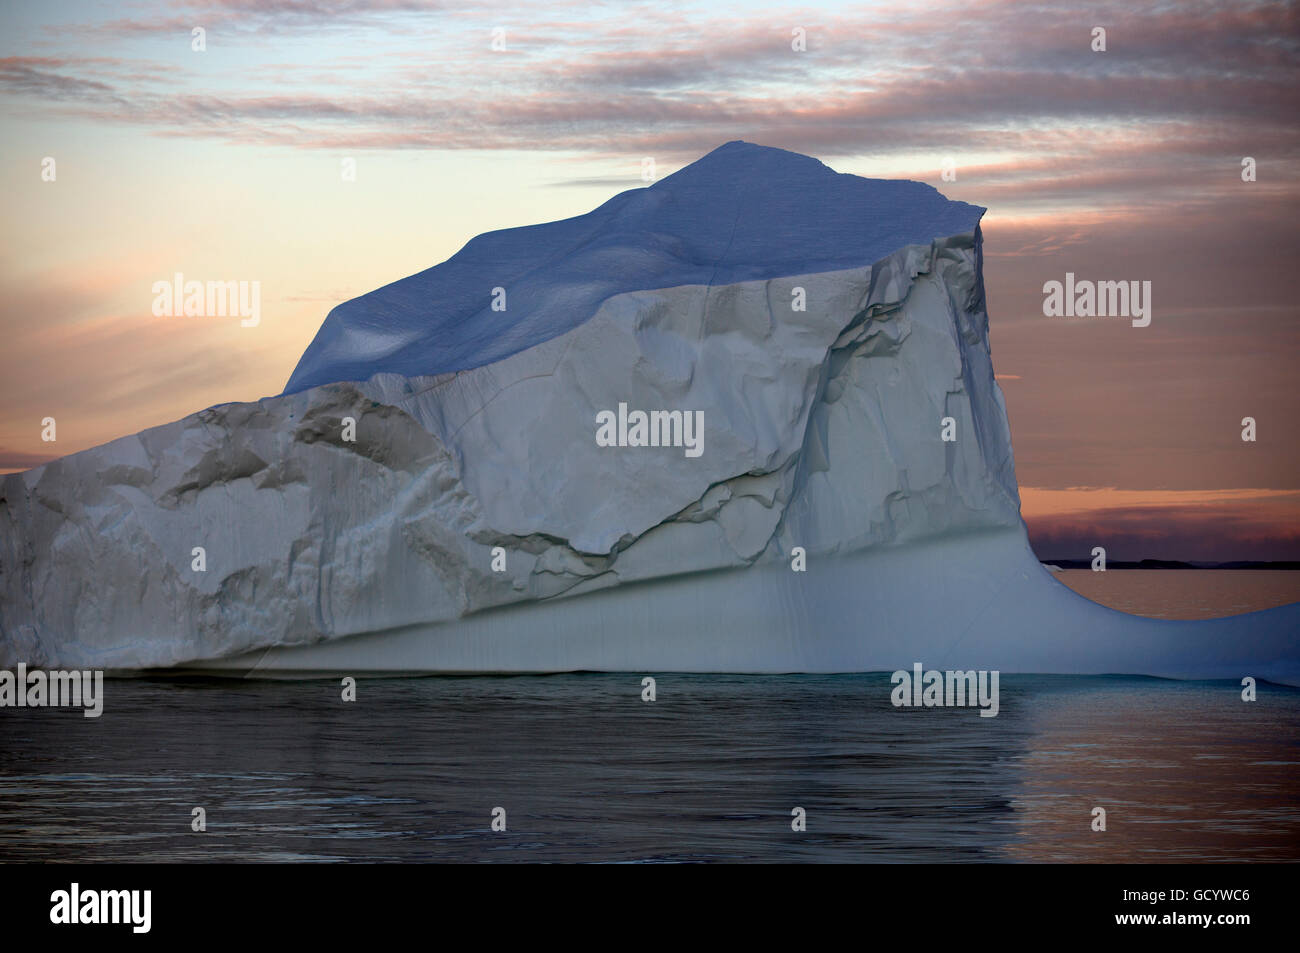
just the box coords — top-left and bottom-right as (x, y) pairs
(1040, 560), (1300, 570)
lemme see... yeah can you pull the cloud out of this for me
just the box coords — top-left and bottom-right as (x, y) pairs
(1026, 503), (1300, 562)
(1021, 487), (1300, 561)
(85, 0), (470, 37)
(0, 57), (115, 100)
(546, 177), (645, 188)
(0, 448), (58, 470)
(0, 0), (1292, 174)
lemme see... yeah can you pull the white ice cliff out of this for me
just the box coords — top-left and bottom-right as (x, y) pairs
(2, 142), (1297, 681)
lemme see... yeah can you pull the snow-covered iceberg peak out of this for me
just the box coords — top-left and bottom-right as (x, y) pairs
(283, 140), (985, 394)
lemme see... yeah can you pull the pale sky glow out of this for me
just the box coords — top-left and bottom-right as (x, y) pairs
(1, 0), (1297, 559)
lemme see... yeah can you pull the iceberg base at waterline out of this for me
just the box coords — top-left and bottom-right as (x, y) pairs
(178, 524), (1300, 683)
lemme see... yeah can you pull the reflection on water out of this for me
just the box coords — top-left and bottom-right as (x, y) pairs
(1006, 677), (1300, 861)
(1052, 569), (1300, 620)
(0, 674), (1296, 862)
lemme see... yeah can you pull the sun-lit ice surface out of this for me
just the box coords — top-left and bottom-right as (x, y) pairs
(2, 142), (1296, 682)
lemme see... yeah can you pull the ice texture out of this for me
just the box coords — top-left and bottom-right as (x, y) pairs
(283, 141), (985, 395)
(1, 142), (1296, 682)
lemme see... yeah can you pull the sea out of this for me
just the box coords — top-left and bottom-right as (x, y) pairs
(1, 570), (1297, 863)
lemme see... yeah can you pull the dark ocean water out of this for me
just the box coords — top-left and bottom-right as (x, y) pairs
(1, 672), (1296, 863)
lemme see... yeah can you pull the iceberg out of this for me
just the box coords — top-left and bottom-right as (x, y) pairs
(2, 141), (1297, 683)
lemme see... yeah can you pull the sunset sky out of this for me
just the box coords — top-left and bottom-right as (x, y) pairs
(1, 0), (1297, 560)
